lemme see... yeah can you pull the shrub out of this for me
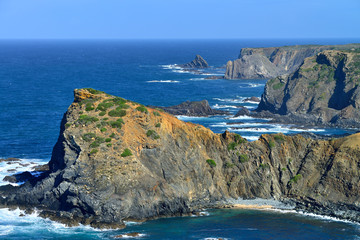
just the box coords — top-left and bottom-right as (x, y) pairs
(273, 82), (284, 90)
(121, 148), (132, 157)
(90, 137), (105, 148)
(85, 88), (104, 94)
(100, 127), (107, 132)
(103, 117), (109, 121)
(97, 101), (114, 111)
(65, 123), (71, 128)
(289, 174), (302, 184)
(109, 118), (124, 129)
(269, 140), (275, 148)
(288, 158), (293, 164)
(146, 130), (160, 139)
(99, 111), (106, 116)
(82, 133), (96, 142)
(112, 97), (127, 106)
(108, 109), (126, 117)
(228, 142), (237, 151)
(239, 154), (249, 163)
(136, 106), (148, 113)
(155, 123), (161, 128)
(225, 162), (235, 168)
(106, 143), (112, 147)
(90, 149), (98, 155)
(281, 168), (286, 171)
(110, 133), (116, 138)
(259, 163), (269, 169)
(155, 108), (165, 112)
(85, 103), (95, 111)
(153, 111), (161, 116)
(274, 134), (285, 142)
(78, 115), (99, 124)
(105, 138), (111, 142)
(206, 159), (216, 167)
(116, 104), (130, 110)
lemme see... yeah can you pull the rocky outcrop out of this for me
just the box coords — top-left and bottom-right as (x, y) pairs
(1, 88), (360, 228)
(149, 100), (228, 116)
(225, 44), (360, 79)
(256, 50), (360, 128)
(178, 55), (209, 68)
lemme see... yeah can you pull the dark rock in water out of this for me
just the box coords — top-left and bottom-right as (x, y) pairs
(255, 49), (360, 128)
(178, 55), (209, 68)
(2, 88), (360, 229)
(3, 171), (34, 183)
(150, 100), (228, 116)
(0, 158), (21, 163)
(243, 96), (260, 103)
(33, 164), (49, 172)
(234, 106), (250, 117)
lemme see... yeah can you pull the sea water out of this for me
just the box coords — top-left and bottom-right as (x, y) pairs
(0, 39), (360, 239)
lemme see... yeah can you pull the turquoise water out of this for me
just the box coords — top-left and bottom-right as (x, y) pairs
(1, 39), (360, 239)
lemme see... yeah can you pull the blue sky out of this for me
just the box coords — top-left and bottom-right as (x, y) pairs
(0, 0), (359, 39)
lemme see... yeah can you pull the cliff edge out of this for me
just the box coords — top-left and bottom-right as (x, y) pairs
(256, 49), (360, 128)
(225, 44), (360, 79)
(1, 88), (360, 228)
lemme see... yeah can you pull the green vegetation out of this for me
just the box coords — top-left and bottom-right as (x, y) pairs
(136, 106), (148, 113)
(85, 102), (95, 111)
(90, 136), (105, 148)
(109, 118), (124, 129)
(155, 123), (161, 128)
(96, 101), (114, 111)
(78, 115), (99, 125)
(206, 159), (216, 167)
(85, 88), (104, 94)
(273, 82), (285, 90)
(99, 111), (106, 116)
(155, 108), (165, 112)
(274, 134), (285, 142)
(146, 130), (160, 139)
(289, 174), (302, 184)
(106, 143), (112, 147)
(112, 97), (127, 106)
(105, 138), (111, 142)
(268, 140), (275, 148)
(239, 154), (249, 163)
(108, 109), (126, 117)
(281, 167), (286, 171)
(153, 111), (161, 116)
(109, 133), (116, 138)
(90, 149), (98, 155)
(65, 123), (71, 128)
(225, 162), (235, 168)
(259, 163), (270, 169)
(121, 148), (132, 157)
(288, 158), (293, 164)
(228, 142), (237, 151)
(100, 127), (107, 132)
(228, 134), (247, 151)
(82, 133), (96, 142)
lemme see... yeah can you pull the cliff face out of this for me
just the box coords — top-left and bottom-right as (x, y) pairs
(257, 50), (360, 128)
(1, 88), (360, 228)
(225, 44), (360, 79)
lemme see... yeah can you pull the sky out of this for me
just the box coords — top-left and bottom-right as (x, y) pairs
(0, 0), (359, 39)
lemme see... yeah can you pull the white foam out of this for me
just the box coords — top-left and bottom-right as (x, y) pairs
(146, 80), (179, 83)
(242, 100), (260, 104)
(0, 158), (49, 186)
(160, 64), (182, 70)
(228, 115), (262, 120)
(114, 233), (147, 238)
(189, 78), (206, 81)
(176, 115), (210, 121)
(243, 136), (260, 141)
(212, 104), (239, 109)
(213, 97), (245, 104)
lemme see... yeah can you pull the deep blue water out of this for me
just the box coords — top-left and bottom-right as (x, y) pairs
(1, 39), (360, 239)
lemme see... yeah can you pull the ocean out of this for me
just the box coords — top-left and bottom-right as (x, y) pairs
(1, 39), (360, 239)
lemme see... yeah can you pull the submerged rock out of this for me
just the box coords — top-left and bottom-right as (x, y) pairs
(1, 88), (360, 228)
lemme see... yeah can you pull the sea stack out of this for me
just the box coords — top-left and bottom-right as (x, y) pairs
(178, 55), (209, 68)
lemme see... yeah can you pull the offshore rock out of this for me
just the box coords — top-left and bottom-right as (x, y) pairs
(178, 55), (209, 68)
(225, 44), (360, 79)
(0, 88), (360, 228)
(256, 49), (360, 128)
(150, 100), (228, 116)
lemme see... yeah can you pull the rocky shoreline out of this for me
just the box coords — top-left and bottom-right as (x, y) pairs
(0, 88), (359, 229)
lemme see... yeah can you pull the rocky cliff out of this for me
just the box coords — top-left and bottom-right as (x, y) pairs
(1, 88), (360, 228)
(178, 55), (209, 68)
(256, 49), (360, 128)
(225, 44), (360, 79)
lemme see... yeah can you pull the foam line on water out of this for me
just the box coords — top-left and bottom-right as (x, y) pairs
(146, 80), (179, 83)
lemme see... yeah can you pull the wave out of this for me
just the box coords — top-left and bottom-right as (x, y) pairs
(146, 80), (179, 83)
(189, 78), (206, 81)
(0, 158), (49, 186)
(213, 97), (245, 104)
(238, 83), (265, 88)
(229, 125), (326, 133)
(212, 104), (239, 109)
(160, 64), (182, 70)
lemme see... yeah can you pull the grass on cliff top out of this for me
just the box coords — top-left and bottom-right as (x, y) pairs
(78, 115), (99, 125)
(121, 148), (132, 157)
(85, 88), (105, 95)
(136, 106), (148, 114)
